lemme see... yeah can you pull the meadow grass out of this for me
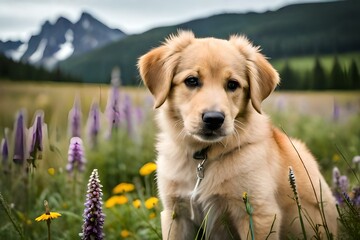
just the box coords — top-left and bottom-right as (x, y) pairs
(0, 81), (359, 239)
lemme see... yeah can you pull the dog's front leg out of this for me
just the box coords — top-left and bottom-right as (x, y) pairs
(161, 200), (198, 240)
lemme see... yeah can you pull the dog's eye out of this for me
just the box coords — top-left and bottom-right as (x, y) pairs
(226, 80), (240, 91)
(184, 76), (200, 88)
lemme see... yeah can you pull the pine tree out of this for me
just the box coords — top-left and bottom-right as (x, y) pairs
(280, 61), (297, 90)
(331, 57), (346, 89)
(348, 59), (360, 89)
(312, 57), (327, 90)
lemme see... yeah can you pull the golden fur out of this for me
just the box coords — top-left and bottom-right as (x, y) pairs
(138, 31), (337, 239)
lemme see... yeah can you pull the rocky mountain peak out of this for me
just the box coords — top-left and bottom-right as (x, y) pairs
(0, 12), (127, 69)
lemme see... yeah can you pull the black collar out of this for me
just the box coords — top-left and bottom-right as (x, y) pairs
(192, 146), (210, 160)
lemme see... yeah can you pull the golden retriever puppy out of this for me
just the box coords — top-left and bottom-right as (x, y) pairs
(138, 30), (337, 239)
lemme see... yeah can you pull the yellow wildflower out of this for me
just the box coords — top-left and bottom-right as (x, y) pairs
(47, 168), (55, 176)
(145, 197), (159, 209)
(120, 229), (131, 238)
(112, 182), (135, 194)
(35, 200), (61, 222)
(132, 199), (141, 209)
(35, 212), (61, 222)
(105, 195), (128, 208)
(242, 192), (248, 201)
(149, 212), (156, 219)
(332, 154), (340, 162)
(139, 162), (157, 176)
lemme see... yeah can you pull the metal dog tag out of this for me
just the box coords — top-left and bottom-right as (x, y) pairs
(197, 161), (205, 179)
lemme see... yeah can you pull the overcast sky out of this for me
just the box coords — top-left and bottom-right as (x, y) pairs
(0, 0), (327, 42)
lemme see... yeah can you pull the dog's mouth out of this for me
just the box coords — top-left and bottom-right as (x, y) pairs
(192, 129), (227, 143)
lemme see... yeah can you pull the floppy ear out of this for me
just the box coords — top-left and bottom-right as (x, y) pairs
(230, 36), (279, 113)
(138, 30), (195, 108)
(138, 46), (172, 108)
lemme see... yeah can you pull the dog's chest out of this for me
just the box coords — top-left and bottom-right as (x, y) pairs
(158, 147), (247, 239)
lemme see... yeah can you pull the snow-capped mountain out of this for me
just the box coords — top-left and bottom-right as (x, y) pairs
(0, 12), (126, 69)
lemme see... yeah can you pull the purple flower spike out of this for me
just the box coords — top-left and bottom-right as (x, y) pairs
(87, 102), (100, 149)
(332, 167), (344, 204)
(81, 169), (105, 240)
(1, 138), (8, 162)
(68, 97), (82, 138)
(67, 137), (86, 173)
(108, 88), (121, 127)
(105, 68), (122, 137)
(29, 112), (44, 162)
(1, 129), (9, 168)
(333, 100), (340, 121)
(339, 175), (349, 193)
(123, 95), (133, 135)
(332, 167), (341, 188)
(13, 111), (27, 165)
(352, 187), (360, 207)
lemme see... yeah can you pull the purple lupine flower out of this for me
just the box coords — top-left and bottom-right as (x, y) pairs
(107, 87), (121, 128)
(332, 167), (343, 204)
(333, 100), (340, 121)
(29, 112), (44, 165)
(123, 94), (133, 135)
(352, 187), (360, 207)
(332, 167), (341, 188)
(86, 102), (100, 149)
(339, 175), (349, 193)
(13, 111), (27, 165)
(81, 169), (105, 240)
(105, 68), (122, 137)
(68, 97), (82, 138)
(1, 129), (9, 170)
(1, 138), (8, 164)
(66, 137), (86, 173)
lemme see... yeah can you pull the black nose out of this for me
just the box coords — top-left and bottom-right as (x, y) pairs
(202, 111), (225, 130)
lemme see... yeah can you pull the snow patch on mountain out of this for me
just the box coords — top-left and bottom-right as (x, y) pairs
(29, 39), (47, 64)
(7, 43), (28, 61)
(54, 29), (74, 61)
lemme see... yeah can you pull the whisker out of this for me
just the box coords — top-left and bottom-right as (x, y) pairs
(233, 126), (241, 150)
(172, 119), (187, 141)
(175, 128), (186, 141)
(234, 119), (246, 128)
(233, 119), (248, 151)
(234, 119), (246, 133)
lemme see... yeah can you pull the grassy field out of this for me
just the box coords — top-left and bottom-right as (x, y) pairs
(0, 81), (359, 239)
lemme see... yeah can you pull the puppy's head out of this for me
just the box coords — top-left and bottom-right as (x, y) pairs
(138, 31), (279, 143)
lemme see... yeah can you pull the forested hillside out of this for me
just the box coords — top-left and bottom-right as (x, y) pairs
(278, 56), (360, 90)
(59, 0), (360, 86)
(0, 54), (81, 82)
